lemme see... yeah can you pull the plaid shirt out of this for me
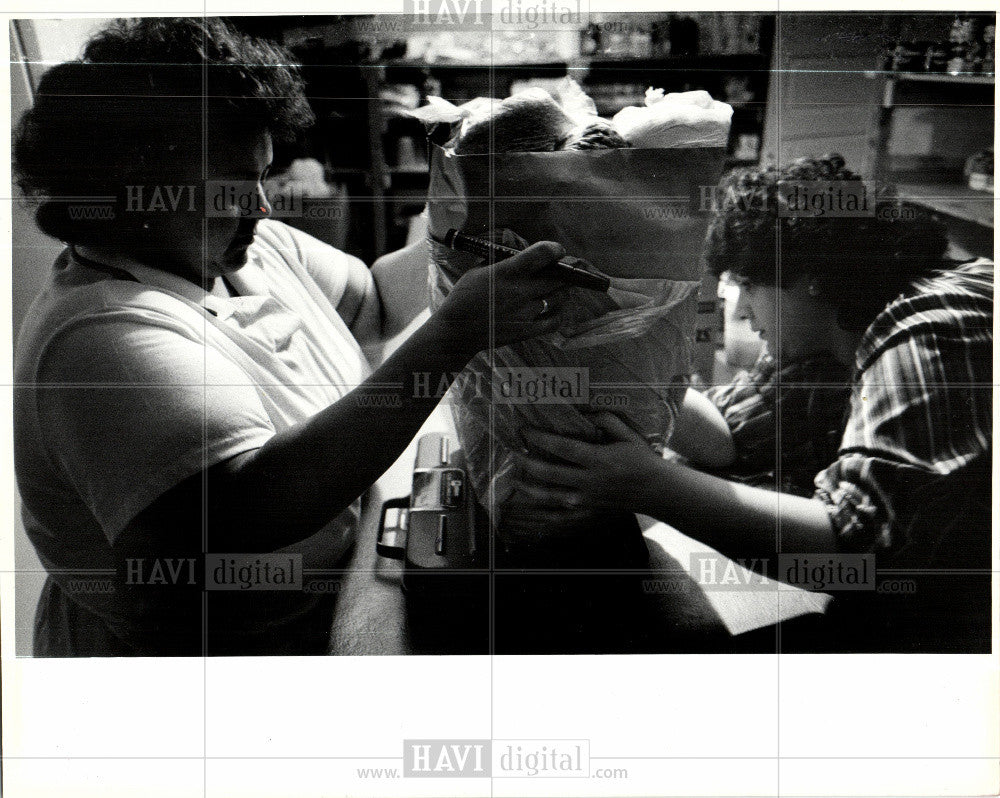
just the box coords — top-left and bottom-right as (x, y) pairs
(705, 350), (851, 496)
(814, 260), (993, 568)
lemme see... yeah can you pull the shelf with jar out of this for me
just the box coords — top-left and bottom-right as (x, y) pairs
(863, 15), (994, 247)
(880, 15), (995, 79)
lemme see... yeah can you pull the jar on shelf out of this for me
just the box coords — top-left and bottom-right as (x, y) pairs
(946, 15), (977, 74)
(738, 14), (761, 53)
(946, 42), (968, 74)
(628, 26), (652, 59)
(964, 149), (993, 192)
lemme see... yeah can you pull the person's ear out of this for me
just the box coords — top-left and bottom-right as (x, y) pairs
(799, 273), (822, 298)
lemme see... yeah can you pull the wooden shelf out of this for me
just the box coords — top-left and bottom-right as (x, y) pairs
(580, 53), (770, 73)
(895, 181), (994, 229)
(866, 70), (994, 86)
(383, 59), (569, 74)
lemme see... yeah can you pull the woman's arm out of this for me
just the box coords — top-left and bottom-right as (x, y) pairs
(122, 242), (574, 554)
(513, 415), (836, 580)
(371, 240), (433, 340)
(630, 456), (836, 569)
(668, 388), (735, 468)
(288, 222), (430, 346)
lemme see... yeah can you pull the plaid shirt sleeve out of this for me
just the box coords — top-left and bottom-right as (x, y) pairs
(814, 261), (993, 559)
(705, 350), (849, 491)
(703, 350), (778, 470)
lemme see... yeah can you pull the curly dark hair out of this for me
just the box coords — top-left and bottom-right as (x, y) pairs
(13, 17), (315, 244)
(704, 154), (950, 332)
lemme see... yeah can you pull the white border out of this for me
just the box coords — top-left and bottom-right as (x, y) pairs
(2, 3), (997, 797)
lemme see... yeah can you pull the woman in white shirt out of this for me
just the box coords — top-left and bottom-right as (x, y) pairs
(13, 17), (579, 655)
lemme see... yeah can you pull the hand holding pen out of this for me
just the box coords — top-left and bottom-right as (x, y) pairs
(431, 239), (574, 352)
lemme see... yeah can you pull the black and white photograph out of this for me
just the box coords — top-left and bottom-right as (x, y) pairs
(2, 3), (996, 796)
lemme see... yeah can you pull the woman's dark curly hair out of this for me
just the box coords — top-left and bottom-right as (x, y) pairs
(13, 17), (315, 244)
(704, 154), (951, 332)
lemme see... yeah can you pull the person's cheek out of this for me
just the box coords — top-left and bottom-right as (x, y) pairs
(734, 287), (753, 323)
(746, 298), (766, 333)
(210, 187), (246, 247)
(174, 206), (214, 274)
(208, 217), (239, 248)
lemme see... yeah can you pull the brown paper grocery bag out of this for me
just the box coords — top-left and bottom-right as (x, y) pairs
(426, 144), (727, 283)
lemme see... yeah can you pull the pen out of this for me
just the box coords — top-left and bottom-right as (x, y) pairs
(440, 229), (612, 293)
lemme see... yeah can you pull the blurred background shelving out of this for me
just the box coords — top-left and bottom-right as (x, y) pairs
(764, 13), (994, 263)
(226, 11), (994, 385)
(222, 13), (778, 263)
(865, 68), (994, 255)
(12, 12), (995, 304)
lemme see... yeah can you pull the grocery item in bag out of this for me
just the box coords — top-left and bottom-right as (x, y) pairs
(612, 88), (733, 149)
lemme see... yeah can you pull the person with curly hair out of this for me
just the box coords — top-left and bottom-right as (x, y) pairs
(515, 154), (993, 651)
(13, 18), (582, 656)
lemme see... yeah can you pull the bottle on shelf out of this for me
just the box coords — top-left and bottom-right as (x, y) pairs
(924, 42), (949, 73)
(650, 20), (670, 58)
(946, 15), (976, 75)
(981, 25), (994, 76)
(668, 14), (700, 57)
(579, 22), (601, 57)
(885, 41), (924, 72)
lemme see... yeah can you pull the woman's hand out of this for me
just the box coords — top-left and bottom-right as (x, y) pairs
(511, 413), (666, 513)
(430, 240), (573, 353)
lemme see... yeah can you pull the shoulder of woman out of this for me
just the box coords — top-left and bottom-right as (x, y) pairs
(253, 217), (296, 248)
(20, 280), (208, 381)
(254, 218), (363, 273)
(854, 260), (993, 376)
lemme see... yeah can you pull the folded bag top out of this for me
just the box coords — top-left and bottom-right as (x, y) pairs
(426, 145), (728, 282)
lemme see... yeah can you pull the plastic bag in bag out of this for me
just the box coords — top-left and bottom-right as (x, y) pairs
(416, 86), (729, 554)
(429, 244), (698, 547)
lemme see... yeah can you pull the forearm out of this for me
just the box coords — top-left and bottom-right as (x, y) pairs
(128, 240), (568, 554)
(209, 315), (474, 549)
(636, 458), (837, 571)
(668, 388), (735, 468)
